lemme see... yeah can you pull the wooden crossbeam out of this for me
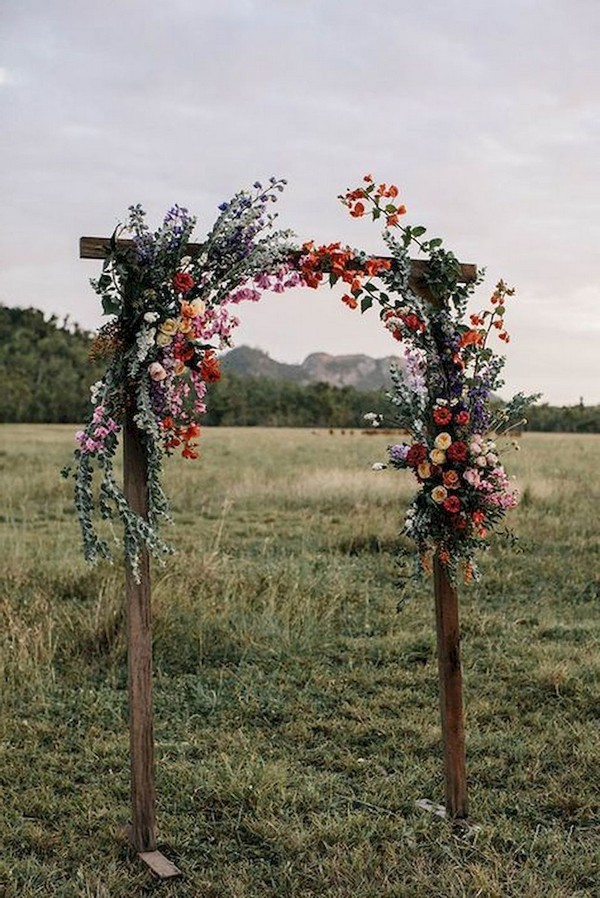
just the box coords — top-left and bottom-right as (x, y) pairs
(79, 237), (477, 286)
(79, 236), (206, 261)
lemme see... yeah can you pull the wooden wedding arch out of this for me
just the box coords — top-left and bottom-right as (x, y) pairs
(80, 234), (477, 879)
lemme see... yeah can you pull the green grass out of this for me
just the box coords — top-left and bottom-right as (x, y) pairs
(0, 425), (599, 897)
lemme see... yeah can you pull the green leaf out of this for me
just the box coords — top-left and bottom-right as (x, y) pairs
(361, 296), (374, 313)
(101, 294), (122, 316)
(428, 238), (443, 249)
(97, 274), (112, 290)
(411, 226), (427, 237)
(372, 208), (381, 220)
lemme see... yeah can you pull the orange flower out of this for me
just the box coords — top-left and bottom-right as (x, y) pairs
(200, 351), (221, 382)
(342, 294), (358, 309)
(443, 470), (460, 489)
(183, 423), (201, 441)
(459, 329), (484, 348)
(350, 202), (365, 217)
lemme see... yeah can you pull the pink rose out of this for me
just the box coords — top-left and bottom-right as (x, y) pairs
(148, 362), (167, 382)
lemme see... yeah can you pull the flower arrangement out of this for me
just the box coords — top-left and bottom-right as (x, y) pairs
(299, 176), (538, 581)
(64, 179), (304, 575)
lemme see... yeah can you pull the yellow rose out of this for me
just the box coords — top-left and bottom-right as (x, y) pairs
(156, 331), (173, 347)
(174, 360), (186, 376)
(417, 461), (432, 479)
(159, 318), (179, 336)
(178, 317), (192, 334)
(434, 432), (452, 450)
(429, 448), (447, 465)
(431, 485), (448, 504)
(189, 298), (206, 317)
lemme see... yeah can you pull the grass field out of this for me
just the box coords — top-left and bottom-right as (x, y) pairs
(0, 425), (599, 897)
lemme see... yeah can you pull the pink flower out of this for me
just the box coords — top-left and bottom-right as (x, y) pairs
(148, 362), (167, 382)
(463, 468), (481, 488)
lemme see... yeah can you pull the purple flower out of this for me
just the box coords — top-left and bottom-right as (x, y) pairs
(389, 443), (410, 465)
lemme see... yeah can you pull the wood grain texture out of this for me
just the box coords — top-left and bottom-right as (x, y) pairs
(79, 236), (205, 260)
(433, 553), (468, 819)
(123, 404), (157, 853)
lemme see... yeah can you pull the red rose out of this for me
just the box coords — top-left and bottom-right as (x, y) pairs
(433, 406), (453, 426)
(173, 271), (195, 294)
(443, 496), (462, 514)
(402, 313), (426, 332)
(455, 410), (470, 426)
(452, 514), (468, 531)
(406, 443), (428, 468)
(447, 440), (468, 463)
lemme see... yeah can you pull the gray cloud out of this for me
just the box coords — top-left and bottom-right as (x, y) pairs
(1, 0), (599, 403)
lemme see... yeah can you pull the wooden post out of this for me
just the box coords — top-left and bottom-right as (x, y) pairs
(80, 238), (182, 878)
(433, 552), (468, 818)
(123, 403), (157, 853)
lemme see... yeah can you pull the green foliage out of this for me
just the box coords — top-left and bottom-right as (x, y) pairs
(524, 401), (600, 433)
(0, 304), (598, 434)
(203, 374), (389, 428)
(0, 305), (105, 423)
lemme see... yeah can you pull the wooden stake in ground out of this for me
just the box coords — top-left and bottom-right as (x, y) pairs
(123, 402), (157, 852)
(80, 238), (182, 879)
(433, 552), (468, 818)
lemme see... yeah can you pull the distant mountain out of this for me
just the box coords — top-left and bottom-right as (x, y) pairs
(220, 346), (405, 392)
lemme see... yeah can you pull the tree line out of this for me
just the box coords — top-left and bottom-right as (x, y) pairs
(0, 305), (598, 432)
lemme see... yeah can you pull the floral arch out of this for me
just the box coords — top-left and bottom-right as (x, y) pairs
(66, 175), (535, 871)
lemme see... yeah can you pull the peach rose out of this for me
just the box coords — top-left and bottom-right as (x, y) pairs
(431, 485), (448, 504)
(434, 432), (452, 450)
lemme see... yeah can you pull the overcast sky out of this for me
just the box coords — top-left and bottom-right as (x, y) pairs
(1, 0), (599, 404)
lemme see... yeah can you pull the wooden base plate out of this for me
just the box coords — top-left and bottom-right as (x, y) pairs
(138, 850), (183, 879)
